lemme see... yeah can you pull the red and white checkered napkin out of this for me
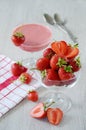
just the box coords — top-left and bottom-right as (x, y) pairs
(0, 54), (40, 117)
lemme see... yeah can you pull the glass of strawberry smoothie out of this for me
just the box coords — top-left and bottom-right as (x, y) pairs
(11, 23), (52, 69)
(13, 24), (52, 52)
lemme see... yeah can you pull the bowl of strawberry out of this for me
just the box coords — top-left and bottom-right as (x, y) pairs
(36, 41), (81, 88)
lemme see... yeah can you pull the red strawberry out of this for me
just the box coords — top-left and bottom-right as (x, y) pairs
(59, 41), (68, 55)
(58, 66), (74, 80)
(47, 108), (63, 125)
(11, 32), (25, 46)
(45, 69), (60, 80)
(43, 48), (55, 59)
(51, 41), (79, 59)
(19, 72), (32, 84)
(69, 57), (81, 72)
(11, 62), (27, 76)
(51, 41), (68, 56)
(30, 101), (55, 119)
(30, 103), (47, 118)
(51, 41), (61, 56)
(65, 44), (79, 59)
(27, 90), (38, 102)
(36, 57), (50, 70)
(50, 54), (67, 70)
(41, 69), (60, 86)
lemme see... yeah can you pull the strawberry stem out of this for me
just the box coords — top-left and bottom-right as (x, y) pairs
(16, 61), (22, 66)
(64, 65), (73, 72)
(75, 57), (81, 67)
(19, 75), (27, 83)
(41, 70), (47, 78)
(57, 58), (67, 67)
(44, 101), (55, 111)
(14, 32), (24, 38)
(73, 43), (79, 48)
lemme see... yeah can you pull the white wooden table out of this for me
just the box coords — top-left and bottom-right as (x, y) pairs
(0, 0), (86, 129)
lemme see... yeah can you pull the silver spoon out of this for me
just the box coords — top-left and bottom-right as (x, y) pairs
(54, 13), (66, 25)
(43, 13), (77, 43)
(54, 13), (77, 43)
(43, 13), (67, 34)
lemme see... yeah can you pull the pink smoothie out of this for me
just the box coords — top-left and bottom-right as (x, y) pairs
(13, 24), (52, 52)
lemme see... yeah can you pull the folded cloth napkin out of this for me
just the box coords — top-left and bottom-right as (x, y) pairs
(0, 54), (40, 118)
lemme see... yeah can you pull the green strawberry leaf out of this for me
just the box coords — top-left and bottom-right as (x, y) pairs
(75, 57), (81, 67)
(57, 58), (67, 67)
(64, 65), (73, 73)
(14, 32), (24, 38)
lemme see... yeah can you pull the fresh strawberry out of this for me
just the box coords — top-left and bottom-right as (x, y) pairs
(59, 41), (68, 55)
(30, 101), (55, 119)
(19, 72), (32, 84)
(45, 69), (60, 80)
(11, 62), (27, 76)
(27, 90), (38, 102)
(50, 54), (67, 70)
(58, 66), (74, 80)
(51, 41), (61, 56)
(11, 32), (25, 46)
(36, 57), (50, 70)
(43, 48), (55, 59)
(47, 108), (63, 125)
(69, 57), (81, 72)
(65, 44), (79, 59)
(51, 41), (68, 56)
(41, 69), (61, 86)
(30, 103), (47, 119)
(51, 41), (79, 59)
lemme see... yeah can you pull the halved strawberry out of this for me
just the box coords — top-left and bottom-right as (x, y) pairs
(30, 103), (47, 118)
(65, 44), (79, 59)
(59, 41), (68, 55)
(51, 41), (68, 56)
(30, 101), (55, 119)
(51, 41), (61, 56)
(47, 108), (63, 125)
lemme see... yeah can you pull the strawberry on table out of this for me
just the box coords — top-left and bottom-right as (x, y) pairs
(11, 32), (25, 46)
(11, 62), (27, 76)
(36, 57), (50, 70)
(30, 102), (47, 118)
(30, 101), (55, 119)
(47, 108), (63, 125)
(19, 72), (32, 84)
(27, 90), (38, 102)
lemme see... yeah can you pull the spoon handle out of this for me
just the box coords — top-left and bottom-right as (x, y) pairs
(57, 24), (77, 43)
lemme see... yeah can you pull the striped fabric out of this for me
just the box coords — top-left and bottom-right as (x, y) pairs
(0, 55), (40, 117)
